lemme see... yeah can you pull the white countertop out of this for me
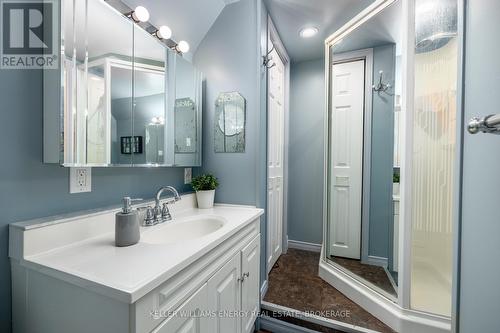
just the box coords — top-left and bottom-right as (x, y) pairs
(12, 202), (263, 304)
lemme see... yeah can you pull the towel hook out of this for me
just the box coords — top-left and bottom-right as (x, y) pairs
(373, 70), (392, 94)
(263, 45), (276, 69)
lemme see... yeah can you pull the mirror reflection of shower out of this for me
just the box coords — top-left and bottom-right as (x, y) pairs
(326, 0), (403, 301)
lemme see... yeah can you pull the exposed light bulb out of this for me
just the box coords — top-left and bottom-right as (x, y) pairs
(157, 25), (172, 40)
(176, 40), (190, 53)
(132, 6), (149, 22)
(299, 27), (319, 38)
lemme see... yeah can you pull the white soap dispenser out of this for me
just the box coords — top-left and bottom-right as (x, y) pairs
(115, 197), (141, 247)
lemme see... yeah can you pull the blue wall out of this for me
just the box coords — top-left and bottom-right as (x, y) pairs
(290, 45), (396, 258)
(0, 70), (190, 333)
(193, 0), (260, 206)
(288, 58), (325, 244)
(193, 0), (267, 285)
(368, 44), (395, 260)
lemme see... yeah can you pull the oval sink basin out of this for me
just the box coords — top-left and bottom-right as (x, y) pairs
(141, 216), (226, 245)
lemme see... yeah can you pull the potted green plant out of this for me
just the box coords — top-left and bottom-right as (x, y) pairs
(191, 174), (219, 209)
(393, 172), (400, 196)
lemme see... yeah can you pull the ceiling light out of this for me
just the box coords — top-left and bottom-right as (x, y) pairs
(131, 6), (149, 23)
(156, 25), (172, 40)
(176, 40), (190, 53)
(299, 27), (319, 38)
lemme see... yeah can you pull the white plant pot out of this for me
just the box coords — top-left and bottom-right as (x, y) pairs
(196, 190), (215, 209)
(393, 182), (400, 196)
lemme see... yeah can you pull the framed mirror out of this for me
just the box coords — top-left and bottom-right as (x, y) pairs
(43, 0), (202, 167)
(214, 92), (246, 153)
(324, 0), (402, 301)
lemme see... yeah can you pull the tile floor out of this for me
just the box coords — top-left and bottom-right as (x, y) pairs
(263, 248), (395, 333)
(329, 256), (397, 298)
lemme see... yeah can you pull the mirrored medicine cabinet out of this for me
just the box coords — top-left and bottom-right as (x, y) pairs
(43, 0), (202, 167)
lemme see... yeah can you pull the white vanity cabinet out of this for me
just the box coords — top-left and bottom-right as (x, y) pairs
(155, 236), (260, 333)
(9, 198), (264, 333)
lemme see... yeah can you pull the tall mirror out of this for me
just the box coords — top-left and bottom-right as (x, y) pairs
(325, 0), (402, 301)
(45, 0), (202, 167)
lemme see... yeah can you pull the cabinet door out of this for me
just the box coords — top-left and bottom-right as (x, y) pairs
(240, 236), (261, 333)
(155, 283), (209, 333)
(207, 253), (241, 333)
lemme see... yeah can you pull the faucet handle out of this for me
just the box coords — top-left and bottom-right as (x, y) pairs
(144, 206), (156, 226)
(161, 202), (172, 221)
(122, 197), (143, 213)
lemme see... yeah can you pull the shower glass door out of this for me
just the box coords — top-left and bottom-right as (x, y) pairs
(409, 0), (458, 317)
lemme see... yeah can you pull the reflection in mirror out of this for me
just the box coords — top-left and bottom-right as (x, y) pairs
(64, 0), (135, 165)
(55, 0), (203, 167)
(214, 92), (246, 153)
(132, 25), (166, 166)
(326, 0), (402, 301)
(172, 54), (203, 166)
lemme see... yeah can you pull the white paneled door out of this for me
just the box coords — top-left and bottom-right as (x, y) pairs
(267, 45), (285, 273)
(329, 60), (365, 260)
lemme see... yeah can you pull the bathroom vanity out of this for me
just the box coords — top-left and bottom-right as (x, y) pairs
(9, 194), (263, 333)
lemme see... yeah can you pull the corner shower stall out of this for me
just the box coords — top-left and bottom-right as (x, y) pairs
(319, 0), (460, 331)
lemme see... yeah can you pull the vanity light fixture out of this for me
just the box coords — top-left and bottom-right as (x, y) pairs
(154, 25), (172, 40)
(176, 40), (190, 53)
(151, 116), (164, 125)
(299, 27), (319, 38)
(129, 6), (150, 23)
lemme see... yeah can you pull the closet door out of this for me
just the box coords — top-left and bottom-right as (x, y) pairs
(267, 44), (285, 272)
(329, 60), (365, 260)
(240, 236), (260, 333)
(207, 254), (241, 333)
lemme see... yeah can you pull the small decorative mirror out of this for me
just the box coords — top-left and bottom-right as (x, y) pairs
(214, 92), (246, 153)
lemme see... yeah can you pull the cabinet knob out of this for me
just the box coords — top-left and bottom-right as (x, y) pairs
(238, 272), (250, 283)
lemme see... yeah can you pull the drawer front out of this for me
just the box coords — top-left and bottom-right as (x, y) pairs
(152, 283), (210, 333)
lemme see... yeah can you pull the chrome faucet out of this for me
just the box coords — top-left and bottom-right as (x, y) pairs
(136, 186), (181, 227)
(153, 186), (181, 224)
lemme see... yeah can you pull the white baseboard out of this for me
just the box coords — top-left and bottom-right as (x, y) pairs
(288, 240), (322, 253)
(365, 255), (388, 267)
(260, 280), (268, 300)
(318, 245), (451, 333)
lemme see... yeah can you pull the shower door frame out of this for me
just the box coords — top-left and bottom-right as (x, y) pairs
(321, 0), (464, 331)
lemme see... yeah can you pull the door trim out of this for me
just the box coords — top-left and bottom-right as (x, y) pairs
(266, 16), (290, 269)
(330, 48), (374, 263)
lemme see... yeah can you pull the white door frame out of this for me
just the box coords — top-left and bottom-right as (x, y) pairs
(331, 49), (374, 263)
(266, 16), (290, 271)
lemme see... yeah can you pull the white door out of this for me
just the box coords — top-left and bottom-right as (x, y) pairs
(267, 44), (285, 272)
(207, 253), (241, 333)
(240, 236), (260, 333)
(329, 60), (365, 259)
(155, 283), (210, 333)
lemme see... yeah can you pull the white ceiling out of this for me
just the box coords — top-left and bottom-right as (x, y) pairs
(333, 0), (402, 55)
(122, 0), (229, 55)
(264, 0), (376, 62)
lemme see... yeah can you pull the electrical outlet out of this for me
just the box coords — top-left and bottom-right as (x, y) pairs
(70, 167), (92, 193)
(184, 168), (192, 184)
